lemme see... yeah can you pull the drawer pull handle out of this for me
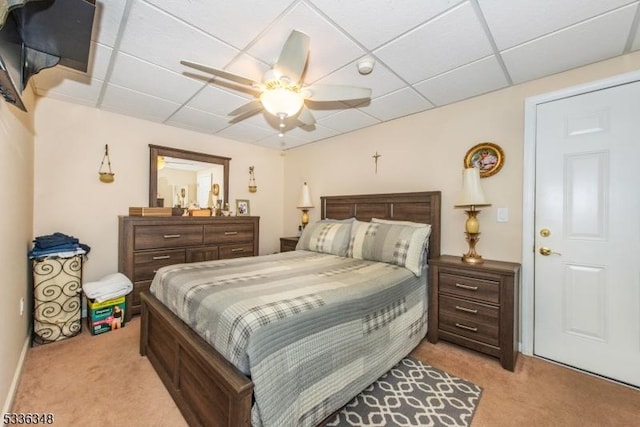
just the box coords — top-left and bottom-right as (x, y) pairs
(231, 248), (244, 252)
(455, 283), (478, 291)
(163, 234), (181, 239)
(224, 231), (238, 235)
(455, 323), (478, 332)
(455, 305), (478, 314)
(152, 255), (171, 260)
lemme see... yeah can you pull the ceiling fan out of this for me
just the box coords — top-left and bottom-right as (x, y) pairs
(181, 30), (372, 135)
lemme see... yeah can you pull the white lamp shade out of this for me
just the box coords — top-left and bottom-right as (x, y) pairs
(455, 167), (490, 207)
(297, 182), (314, 209)
(260, 88), (304, 117)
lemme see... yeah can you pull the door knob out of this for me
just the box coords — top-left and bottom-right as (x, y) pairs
(539, 247), (561, 256)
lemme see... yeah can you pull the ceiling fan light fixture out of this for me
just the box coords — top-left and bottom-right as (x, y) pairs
(260, 86), (304, 118)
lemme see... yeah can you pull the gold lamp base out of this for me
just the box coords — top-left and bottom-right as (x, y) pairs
(301, 209), (310, 228)
(462, 231), (483, 264)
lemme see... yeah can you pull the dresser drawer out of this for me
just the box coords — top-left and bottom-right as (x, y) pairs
(219, 243), (254, 259)
(205, 223), (254, 244)
(132, 280), (152, 307)
(439, 310), (499, 347)
(439, 272), (499, 304)
(439, 294), (498, 326)
(134, 225), (203, 250)
(133, 249), (186, 281)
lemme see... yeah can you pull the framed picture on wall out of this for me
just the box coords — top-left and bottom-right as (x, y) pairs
(236, 199), (250, 216)
(464, 142), (505, 178)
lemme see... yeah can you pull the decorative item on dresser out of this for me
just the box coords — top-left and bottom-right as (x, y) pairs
(279, 236), (299, 252)
(118, 215), (259, 320)
(428, 255), (520, 371)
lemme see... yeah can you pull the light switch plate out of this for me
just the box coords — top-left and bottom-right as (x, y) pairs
(497, 207), (509, 222)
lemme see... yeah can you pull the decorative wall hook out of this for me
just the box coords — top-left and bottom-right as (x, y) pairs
(99, 144), (115, 183)
(248, 166), (257, 193)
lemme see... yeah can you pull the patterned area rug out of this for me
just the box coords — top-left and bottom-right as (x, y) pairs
(323, 356), (482, 427)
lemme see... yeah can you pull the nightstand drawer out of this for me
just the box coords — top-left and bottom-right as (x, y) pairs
(439, 295), (498, 326)
(439, 312), (499, 347)
(439, 272), (499, 304)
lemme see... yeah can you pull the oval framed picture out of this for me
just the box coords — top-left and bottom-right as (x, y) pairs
(464, 142), (505, 178)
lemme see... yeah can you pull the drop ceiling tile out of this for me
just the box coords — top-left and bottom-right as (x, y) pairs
(248, 2), (365, 83)
(166, 107), (230, 134)
(186, 85), (255, 117)
(375, 2), (494, 84)
(216, 122), (276, 143)
(100, 84), (181, 122)
(318, 108), (380, 133)
(145, 0), (294, 48)
(118, 1), (239, 74)
(92, 0), (128, 47)
(414, 55), (509, 106)
(480, 0), (636, 50)
(357, 88), (433, 121)
(288, 123), (340, 142)
(32, 68), (102, 106)
(87, 43), (114, 81)
(109, 53), (203, 104)
(502, 5), (637, 84)
(309, 0), (463, 49)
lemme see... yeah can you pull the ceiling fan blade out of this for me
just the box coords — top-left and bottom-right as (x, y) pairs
(297, 106), (316, 126)
(228, 101), (263, 124)
(274, 30), (310, 83)
(229, 99), (263, 116)
(305, 85), (371, 102)
(181, 60), (258, 86)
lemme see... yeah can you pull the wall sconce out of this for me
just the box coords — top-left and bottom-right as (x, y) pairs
(455, 167), (491, 264)
(98, 144), (115, 183)
(297, 182), (314, 228)
(248, 166), (257, 193)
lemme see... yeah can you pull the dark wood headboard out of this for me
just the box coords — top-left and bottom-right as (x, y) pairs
(320, 191), (441, 259)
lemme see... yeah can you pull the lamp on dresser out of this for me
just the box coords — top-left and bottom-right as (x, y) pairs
(455, 167), (491, 264)
(297, 182), (314, 228)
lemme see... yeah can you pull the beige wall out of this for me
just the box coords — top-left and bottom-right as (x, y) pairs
(33, 99), (285, 283)
(283, 52), (640, 263)
(0, 90), (35, 412)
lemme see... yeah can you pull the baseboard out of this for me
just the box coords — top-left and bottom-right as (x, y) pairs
(2, 335), (30, 415)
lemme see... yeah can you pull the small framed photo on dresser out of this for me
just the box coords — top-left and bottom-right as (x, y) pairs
(236, 199), (250, 216)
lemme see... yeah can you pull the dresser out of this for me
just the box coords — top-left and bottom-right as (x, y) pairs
(118, 215), (259, 318)
(427, 255), (520, 371)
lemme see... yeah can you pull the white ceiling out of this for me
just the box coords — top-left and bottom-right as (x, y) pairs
(31, 0), (640, 150)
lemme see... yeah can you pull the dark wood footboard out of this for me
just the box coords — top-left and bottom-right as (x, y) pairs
(140, 291), (253, 427)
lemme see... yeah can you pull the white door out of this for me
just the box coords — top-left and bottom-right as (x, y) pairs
(534, 80), (640, 387)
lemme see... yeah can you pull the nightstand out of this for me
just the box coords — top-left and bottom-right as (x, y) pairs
(280, 236), (299, 252)
(427, 255), (520, 371)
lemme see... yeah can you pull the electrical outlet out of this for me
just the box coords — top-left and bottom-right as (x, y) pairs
(19, 297), (24, 316)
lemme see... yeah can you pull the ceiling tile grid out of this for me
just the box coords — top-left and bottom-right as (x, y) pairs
(27, 0), (640, 150)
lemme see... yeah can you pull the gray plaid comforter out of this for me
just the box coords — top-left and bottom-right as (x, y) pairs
(150, 250), (428, 426)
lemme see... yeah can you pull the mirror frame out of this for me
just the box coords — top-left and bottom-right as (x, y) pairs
(149, 144), (231, 208)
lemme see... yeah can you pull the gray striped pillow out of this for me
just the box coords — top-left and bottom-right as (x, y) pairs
(348, 220), (431, 276)
(295, 221), (352, 257)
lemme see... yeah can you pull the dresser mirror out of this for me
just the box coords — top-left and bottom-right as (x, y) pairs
(149, 144), (230, 209)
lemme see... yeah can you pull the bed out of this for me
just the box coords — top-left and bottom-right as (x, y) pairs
(140, 191), (441, 427)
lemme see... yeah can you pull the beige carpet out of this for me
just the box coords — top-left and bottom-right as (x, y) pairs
(12, 318), (640, 426)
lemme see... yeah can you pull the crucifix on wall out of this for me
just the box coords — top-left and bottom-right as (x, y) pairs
(372, 151), (382, 174)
